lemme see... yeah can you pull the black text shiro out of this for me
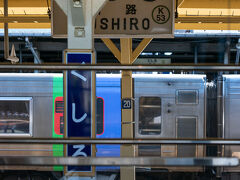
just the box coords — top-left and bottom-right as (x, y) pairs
(98, 18), (150, 30)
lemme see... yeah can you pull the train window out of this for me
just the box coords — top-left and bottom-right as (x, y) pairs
(54, 97), (64, 135)
(176, 90), (198, 104)
(139, 97), (161, 135)
(96, 97), (104, 135)
(0, 97), (32, 136)
(177, 117), (197, 157)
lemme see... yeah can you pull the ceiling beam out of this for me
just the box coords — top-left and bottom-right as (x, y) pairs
(176, 16), (240, 23)
(0, 23), (50, 28)
(175, 23), (240, 30)
(0, 0), (49, 7)
(0, 16), (50, 23)
(179, 0), (240, 9)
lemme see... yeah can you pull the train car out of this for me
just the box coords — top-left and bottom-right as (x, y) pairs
(134, 74), (207, 172)
(0, 73), (207, 172)
(220, 75), (240, 173)
(0, 73), (63, 171)
(5, 73), (240, 176)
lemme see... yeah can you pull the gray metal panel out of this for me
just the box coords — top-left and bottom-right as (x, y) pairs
(134, 74), (206, 140)
(176, 90), (198, 104)
(138, 145), (161, 156)
(0, 74), (54, 97)
(33, 97), (53, 138)
(177, 117), (197, 157)
(223, 75), (240, 161)
(223, 75), (240, 139)
(0, 73), (56, 138)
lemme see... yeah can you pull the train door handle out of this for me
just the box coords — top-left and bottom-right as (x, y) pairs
(167, 109), (171, 113)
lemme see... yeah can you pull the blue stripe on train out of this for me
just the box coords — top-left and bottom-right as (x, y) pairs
(96, 75), (121, 171)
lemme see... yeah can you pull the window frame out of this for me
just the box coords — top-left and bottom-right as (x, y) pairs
(176, 90), (199, 105)
(138, 96), (162, 136)
(0, 97), (33, 137)
(96, 97), (104, 136)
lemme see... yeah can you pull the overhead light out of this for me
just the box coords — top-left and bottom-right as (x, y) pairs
(164, 52), (172, 56)
(141, 52), (153, 56)
(219, 22), (223, 24)
(12, 21), (18, 23)
(155, 52), (160, 56)
(34, 21), (39, 23)
(178, 21), (181, 24)
(198, 22), (202, 24)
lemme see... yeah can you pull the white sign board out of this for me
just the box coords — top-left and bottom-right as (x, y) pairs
(94, 0), (174, 38)
(133, 58), (171, 64)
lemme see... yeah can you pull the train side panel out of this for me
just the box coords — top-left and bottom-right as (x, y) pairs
(96, 75), (121, 159)
(0, 73), (59, 171)
(134, 74), (206, 172)
(222, 75), (240, 172)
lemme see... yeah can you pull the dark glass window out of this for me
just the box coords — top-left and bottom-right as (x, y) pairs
(177, 117), (197, 157)
(96, 97), (104, 135)
(139, 97), (161, 135)
(176, 90), (198, 104)
(0, 98), (32, 135)
(55, 101), (64, 113)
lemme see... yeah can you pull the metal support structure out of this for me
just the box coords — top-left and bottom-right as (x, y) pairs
(67, 0), (93, 49)
(224, 39), (230, 65)
(101, 38), (121, 61)
(194, 45), (198, 64)
(120, 38), (135, 180)
(4, 0), (9, 60)
(0, 157), (237, 167)
(217, 76), (224, 178)
(101, 37), (152, 180)
(19, 44), (23, 64)
(25, 37), (42, 64)
(0, 16), (50, 23)
(236, 39), (240, 64)
(235, 39), (240, 74)
(131, 38), (152, 63)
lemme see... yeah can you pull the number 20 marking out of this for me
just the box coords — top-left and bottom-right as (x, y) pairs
(124, 101), (131, 108)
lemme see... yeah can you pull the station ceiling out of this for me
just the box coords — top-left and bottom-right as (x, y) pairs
(0, 0), (240, 30)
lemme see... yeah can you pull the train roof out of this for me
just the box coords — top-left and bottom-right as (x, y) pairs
(97, 73), (206, 80)
(0, 73), (63, 78)
(222, 75), (240, 82)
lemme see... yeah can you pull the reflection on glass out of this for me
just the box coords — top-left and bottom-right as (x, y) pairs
(0, 100), (30, 134)
(139, 97), (161, 135)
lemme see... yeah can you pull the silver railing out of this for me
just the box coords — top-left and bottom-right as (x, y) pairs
(0, 138), (240, 145)
(0, 157), (238, 167)
(0, 138), (238, 166)
(0, 63), (239, 71)
(0, 64), (239, 167)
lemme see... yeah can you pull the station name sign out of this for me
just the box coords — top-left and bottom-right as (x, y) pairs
(94, 0), (174, 38)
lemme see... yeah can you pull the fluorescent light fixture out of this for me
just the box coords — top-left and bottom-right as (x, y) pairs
(164, 52), (172, 56)
(141, 52), (153, 56)
(155, 52), (160, 56)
